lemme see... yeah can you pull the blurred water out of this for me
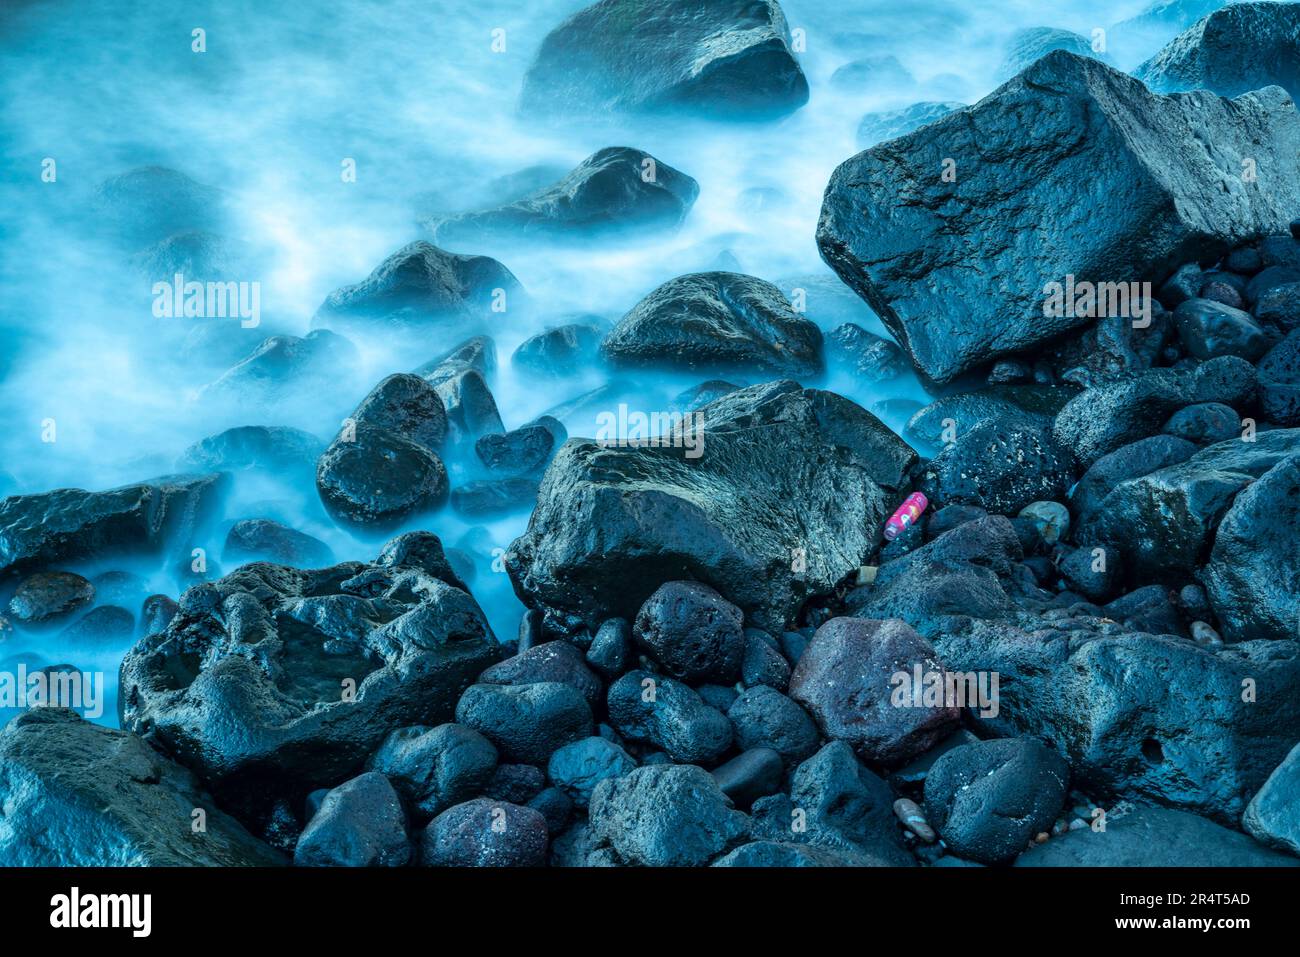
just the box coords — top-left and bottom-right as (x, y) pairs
(0, 0), (1180, 724)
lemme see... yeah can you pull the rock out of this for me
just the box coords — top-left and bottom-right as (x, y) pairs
(1248, 264), (1300, 306)
(312, 241), (522, 338)
(788, 617), (960, 764)
(1190, 620), (1223, 648)
(434, 368), (505, 444)
(1161, 402), (1241, 444)
(351, 373), (448, 451)
(587, 764), (749, 866)
(727, 686), (819, 765)
(519, 0), (808, 121)
(633, 581), (745, 684)
(177, 425), (322, 475)
(429, 147), (698, 244)
(606, 670), (733, 765)
(1069, 434), (1198, 523)
(697, 684), (739, 713)
(1076, 428), (1300, 583)
(817, 51), (1300, 384)
(741, 631), (791, 690)
(546, 736), (637, 805)
(1017, 501), (1070, 546)
(856, 101), (964, 148)
(478, 641), (603, 711)
(474, 423), (557, 477)
(830, 54), (912, 91)
(1257, 330), (1300, 425)
(140, 594), (178, 636)
(585, 618), (630, 678)
(1244, 742), (1300, 855)
(1159, 261), (1205, 308)
(92, 166), (225, 247)
(59, 605), (135, 645)
(712, 840), (878, 867)
(512, 323), (603, 379)
(1174, 298), (1272, 361)
(1202, 455), (1300, 641)
(1137, 1), (1300, 99)
(450, 477), (539, 517)
(315, 425), (448, 530)
(904, 386), (1064, 451)
(484, 764), (546, 804)
(119, 533), (499, 823)
(367, 723), (498, 819)
(923, 737), (1069, 865)
(1058, 545), (1122, 602)
(455, 683), (593, 766)
(421, 798), (548, 867)
(200, 330), (358, 403)
(893, 798), (935, 842)
(824, 323), (906, 382)
(0, 473), (226, 577)
(293, 772), (409, 867)
(527, 787), (573, 834)
(1053, 357), (1256, 467)
(414, 335), (497, 386)
(507, 381), (898, 636)
(0, 709), (283, 866)
(223, 519), (333, 567)
(711, 748), (785, 808)
(601, 272), (823, 377)
(1016, 807), (1299, 866)
(1255, 282), (1300, 333)
(917, 420), (1074, 516)
(935, 618), (1300, 823)
(999, 26), (1102, 78)
(7, 571), (94, 623)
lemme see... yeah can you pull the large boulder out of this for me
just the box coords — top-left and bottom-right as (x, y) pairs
(1244, 741), (1300, 856)
(118, 532), (500, 826)
(429, 147), (698, 244)
(293, 771), (410, 867)
(788, 617), (961, 764)
(1137, 2), (1300, 99)
(519, 0), (808, 121)
(199, 330), (359, 404)
(311, 241), (523, 337)
(315, 425), (449, 529)
(0, 473), (226, 577)
(935, 617), (1300, 823)
(177, 425), (323, 475)
(817, 51), (1300, 384)
(505, 381), (903, 637)
(1201, 454), (1300, 641)
(600, 272), (824, 377)
(999, 26), (1103, 78)
(0, 709), (283, 866)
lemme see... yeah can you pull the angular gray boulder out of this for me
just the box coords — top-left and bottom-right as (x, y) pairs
(817, 51), (1300, 383)
(1244, 741), (1300, 856)
(1137, 1), (1300, 99)
(0, 709), (283, 866)
(519, 0), (808, 121)
(506, 381), (906, 637)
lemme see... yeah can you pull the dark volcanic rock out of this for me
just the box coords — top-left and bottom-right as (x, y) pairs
(1016, 807), (1298, 867)
(450, 477), (539, 517)
(856, 101), (964, 148)
(936, 617), (1300, 823)
(1258, 330), (1300, 425)
(711, 747), (785, 808)
(455, 682), (593, 766)
(177, 425), (322, 475)
(506, 381), (900, 636)
(1069, 435), (1198, 523)
(587, 764), (749, 866)
(585, 617), (631, 678)
(316, 425), (449, 529)
(999, 26), (1102, 78)
(788, 617), (960, 764)
(311, 241), (522, 337)
(119, 533), (500, 820)
(633, 581), (745, 684)
(0, 709), (282, 866)
(294, 772), (409, 867)
(601, 272), (824, 377)
(352, 373), (448, 451)
(0, 473), (226, 577)
(606, 670), (733, 765)
(1137, 2), (1300, 99)
(430, 147), (698, 244)
(421, 798), (548, 866)
(817, 51), (1300, 384)
(1202, 455), (1300, 642)
(93, 166), (225, 247)
(433, 368), (505, 443)
(519, 0), (809, 121)
(825, 322), (906, 382)
(7, 571), (94, 623)
(713, 840), (875, 867)
(1173, 298), (1272, 361)
(478, 641), (603, 711)
(1161, 402), (1240, 444)
(367, 723), (498, 819)
(1244, 742), (1300, 855)
(923, 737), (1069, 865)
(546, 736), (637, 805)
(512, 323), (603, 379)
(475, 423), (557, 477)
(917, 419), (1074, 515)
(727, 685), (819, 765)
(414, 334), (496, 386)
(200, 330), (358, 403)
(59, 605), (135, 644)
(224, 519), (333, 567)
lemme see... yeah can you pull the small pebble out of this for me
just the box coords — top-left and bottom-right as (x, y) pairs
(893, 798), (936, 843)
(1034, 831), (1049, 844)
(1190, 620), (1223, 649)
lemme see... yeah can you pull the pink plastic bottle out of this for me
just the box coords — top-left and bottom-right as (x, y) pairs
(883, 492), (928, 541)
